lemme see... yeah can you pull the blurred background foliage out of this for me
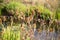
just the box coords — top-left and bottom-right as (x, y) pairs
(6, 1), (27, 12)
(0, 0), (60, 40)
(0, 0), (60, 20)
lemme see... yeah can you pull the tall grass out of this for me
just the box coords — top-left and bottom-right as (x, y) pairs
(2, 27), (20, 40)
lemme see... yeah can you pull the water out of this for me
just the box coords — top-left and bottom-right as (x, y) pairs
(34, 29), (59, 40)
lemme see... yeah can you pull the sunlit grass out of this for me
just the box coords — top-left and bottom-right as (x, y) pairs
(2, 27), (20, 40)
(2, 26), (31, 40)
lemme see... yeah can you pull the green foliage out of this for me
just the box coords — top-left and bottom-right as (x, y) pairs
(0, 0), (3, 3)
(0, 9), (1, 15)
(25, 5), (36, 17)
(56, 8), (60, 20)
(0, 1), (56, 20)
(0, 1), (5, 15)
(2, 27), (20, 40)
(36, 5), (53, 15)
(0, 5), (3, 15)
(36, 5), (45, 13)
(2, 26), (30, 40)
(5, 1), (27, 14)
(35, 5), (54, 20)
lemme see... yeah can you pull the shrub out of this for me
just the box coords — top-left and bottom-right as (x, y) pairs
(56, 8), (60, 20)
(34, 5), (55, 20)
(5, 1), (27, 15)
(0, 3), (5, 15)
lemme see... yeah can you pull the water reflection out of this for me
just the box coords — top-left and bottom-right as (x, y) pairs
(34, 28), (60, 40)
